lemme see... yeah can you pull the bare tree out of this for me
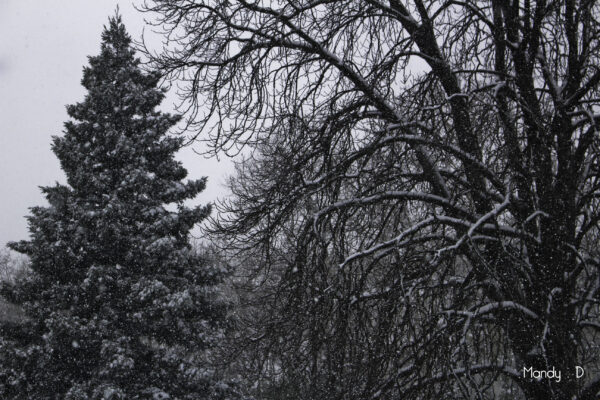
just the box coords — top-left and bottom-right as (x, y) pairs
(0, 248), (28, 326)
(0, 247), (28, 285)
(142, 1), (600, 399)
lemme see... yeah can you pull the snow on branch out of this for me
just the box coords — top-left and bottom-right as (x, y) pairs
(444, 301), (540, 321)
(338, 217), (437, 269)
(313, 191), (471, 226)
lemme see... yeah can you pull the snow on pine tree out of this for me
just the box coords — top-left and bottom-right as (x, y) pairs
(0, 14), (234, 400)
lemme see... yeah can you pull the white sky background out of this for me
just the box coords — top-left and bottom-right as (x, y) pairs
(0, 1), (233, 247)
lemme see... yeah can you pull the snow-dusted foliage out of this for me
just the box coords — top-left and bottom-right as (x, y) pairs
(0, 14), (236, 399)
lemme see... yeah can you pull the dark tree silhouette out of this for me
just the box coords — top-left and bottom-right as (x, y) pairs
(142, 1), (600, 399)
(0, 14), (233, 399)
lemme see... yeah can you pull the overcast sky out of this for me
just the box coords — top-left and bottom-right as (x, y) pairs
(0, 1), (233, 247)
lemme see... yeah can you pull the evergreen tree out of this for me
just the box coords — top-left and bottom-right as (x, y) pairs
(0, 14), (232, 399)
